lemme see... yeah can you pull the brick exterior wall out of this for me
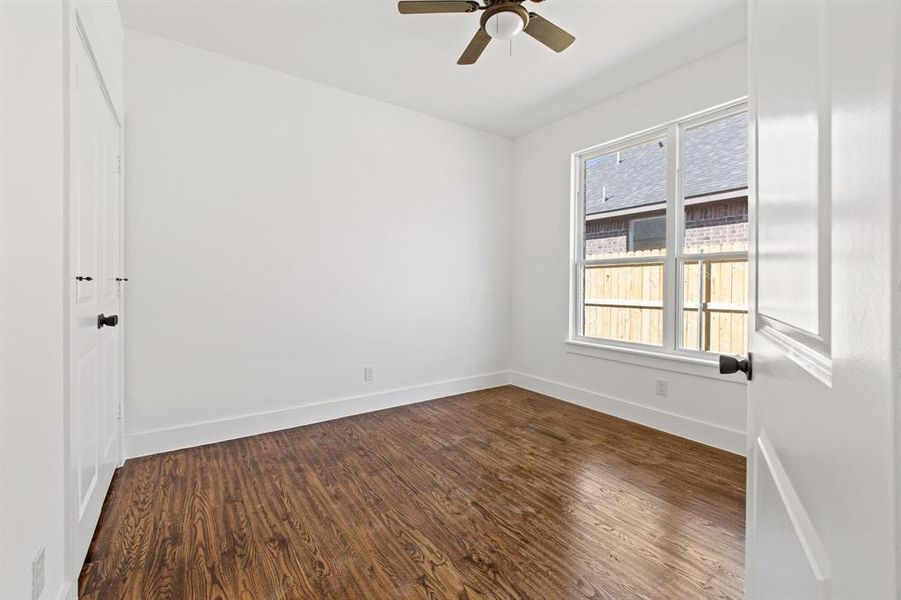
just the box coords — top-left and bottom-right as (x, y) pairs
(585, 196), (748, 257)
(585, 209), (661, 256)
(683, 197), (748, 250)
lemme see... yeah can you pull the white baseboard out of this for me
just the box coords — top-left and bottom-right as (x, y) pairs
(510, 371), (746, 455)
(125, 370), (744, 459)
(124, 371), (512, 458)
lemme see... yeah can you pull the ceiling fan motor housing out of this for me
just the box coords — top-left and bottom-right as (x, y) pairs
(480, 3), (529, 40)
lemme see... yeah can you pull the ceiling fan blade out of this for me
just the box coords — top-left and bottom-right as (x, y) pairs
(398, 1), (480, 14)
(457, 28), (491, 65)
(524, 12), (575, 52)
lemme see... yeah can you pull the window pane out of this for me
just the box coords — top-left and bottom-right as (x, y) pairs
(584, 138), (667, 260)
(583, 263), (663, 346)
(682, 113), (749, 254)
(680, 259), (748, 354)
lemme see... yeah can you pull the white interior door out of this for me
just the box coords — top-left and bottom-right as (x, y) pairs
(744, 1), (899, 598)
(69, 29), (124, 567)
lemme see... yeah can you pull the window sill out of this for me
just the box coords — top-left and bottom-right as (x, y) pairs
(563, 339), (747, 384)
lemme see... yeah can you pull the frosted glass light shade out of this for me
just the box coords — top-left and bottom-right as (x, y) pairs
(484, 11), (525, 40)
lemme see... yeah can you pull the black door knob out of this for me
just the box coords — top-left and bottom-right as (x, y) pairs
(97, 313), (119, 329)
(719, 353), (752, 381)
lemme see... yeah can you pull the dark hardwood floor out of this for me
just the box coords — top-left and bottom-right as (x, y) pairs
(79, 385), (745, 599)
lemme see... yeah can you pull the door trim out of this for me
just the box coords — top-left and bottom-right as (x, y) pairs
(758, 316), (833, 387)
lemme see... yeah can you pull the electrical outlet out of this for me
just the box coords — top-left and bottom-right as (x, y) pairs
(363, 366), (373, 382)
(32, 548), (45, 600)
(655, 379), (668, 397)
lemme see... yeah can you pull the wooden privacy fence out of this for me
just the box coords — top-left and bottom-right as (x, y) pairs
(681, 258), (748, 354)
(583, 254), (748, 354)
(583, 259), (664, 346)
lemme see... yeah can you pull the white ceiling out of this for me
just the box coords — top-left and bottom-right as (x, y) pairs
(118, 0), (747, 138)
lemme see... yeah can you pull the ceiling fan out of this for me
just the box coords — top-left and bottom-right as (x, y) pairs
(397, 0), (575, 65)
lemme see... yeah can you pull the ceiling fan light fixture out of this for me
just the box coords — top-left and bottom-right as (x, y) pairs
(397, 0), (574, 65)
(484, 10), (526, 40)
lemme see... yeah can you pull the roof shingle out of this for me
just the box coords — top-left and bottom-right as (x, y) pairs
(585, 113), (747, 215)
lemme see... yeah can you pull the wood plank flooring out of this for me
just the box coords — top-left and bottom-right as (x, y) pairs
(79, 385), (745, 599)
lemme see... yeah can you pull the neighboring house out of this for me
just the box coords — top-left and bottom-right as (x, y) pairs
(585, 113), (748, 256)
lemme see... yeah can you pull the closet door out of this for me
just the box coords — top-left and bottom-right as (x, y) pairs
(69, 30), (123, 567)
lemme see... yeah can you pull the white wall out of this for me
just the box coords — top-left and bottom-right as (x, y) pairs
(510, 43), (749, 454)
(0, 2), (122, 599)
(122, 31), (512, 456)
(0, 4), (66, 598)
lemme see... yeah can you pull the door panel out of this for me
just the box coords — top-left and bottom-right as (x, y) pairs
(98, 86), (123, 464)
(74, 346), (99, 515)
(755, 0), (826, 339)
(100, 108), (120, 303)
(753, 450), (823, 599)
(74, 62), (98, 312)
(100, 332), (120, 457)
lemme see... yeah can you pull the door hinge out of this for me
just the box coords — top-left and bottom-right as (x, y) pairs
(116, 155), (123, 174)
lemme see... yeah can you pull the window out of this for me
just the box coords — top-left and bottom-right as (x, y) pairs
(573, 102), (748, 358)
(630, 216), (666, 252)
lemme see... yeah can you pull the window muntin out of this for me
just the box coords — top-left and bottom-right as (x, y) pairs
(574, 103), (749, 357)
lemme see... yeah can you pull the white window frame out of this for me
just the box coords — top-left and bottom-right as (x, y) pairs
(569, 99), (749, 365)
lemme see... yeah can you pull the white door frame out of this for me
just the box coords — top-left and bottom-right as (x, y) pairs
(63, 2), (125, 596)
